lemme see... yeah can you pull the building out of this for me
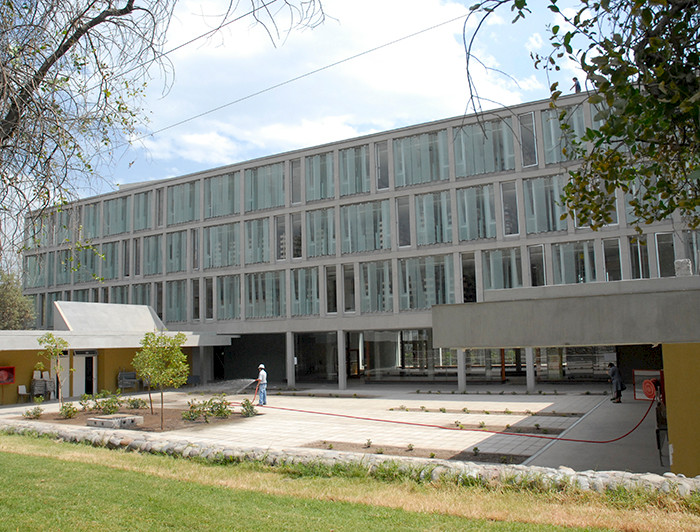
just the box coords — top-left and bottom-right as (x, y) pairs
(21, 93), (700, 392)
(0, 301), (229, 404)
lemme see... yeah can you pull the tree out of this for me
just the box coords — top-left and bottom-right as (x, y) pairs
(132, 331), (188, 430)
(37, 332), (70, 404)
(0, 270), (34, 329)
(1, 1), (325, 260)
(465, 0), (699, 230)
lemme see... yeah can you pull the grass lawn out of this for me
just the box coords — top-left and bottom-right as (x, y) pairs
(0, 433), (697, 531)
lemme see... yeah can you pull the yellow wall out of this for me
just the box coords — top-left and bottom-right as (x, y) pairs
(97, 348), (139, 393)
(0, 350), (43, 404)
(662, 343), (700, 476)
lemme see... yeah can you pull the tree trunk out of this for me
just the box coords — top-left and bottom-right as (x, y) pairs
(160, 388), (164, 431)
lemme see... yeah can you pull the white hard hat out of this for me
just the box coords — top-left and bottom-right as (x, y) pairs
(258, 364), (265, 369)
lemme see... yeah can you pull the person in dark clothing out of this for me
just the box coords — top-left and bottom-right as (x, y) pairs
(608, 362), (623, 403)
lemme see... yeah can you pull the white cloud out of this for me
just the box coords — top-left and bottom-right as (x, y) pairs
(108, 0), (568, 185)
(526, 32), (544, 51)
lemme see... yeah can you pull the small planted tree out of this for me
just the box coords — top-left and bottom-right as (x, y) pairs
(132, 331), (188, 430)
(37, 333), (69, 404)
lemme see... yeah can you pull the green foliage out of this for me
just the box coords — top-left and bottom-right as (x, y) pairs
(468, 0), (700, 230)
(133, 331), (188, 430)
(182, 394), (234, 422)
(126, 397), (148, 410)
(37, 332), (69, 404)
(59, 402), (78, 419)
(132, 332), (189, 391)
(0, 271), (34, 330)
(23, 397), (44, 419)
(239, 398), (257, 418)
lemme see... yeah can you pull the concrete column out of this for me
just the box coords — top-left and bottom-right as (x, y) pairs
(525, 347), (535, 393)
(286, 331), (295, 388)
(337, 330), (347, 390)
(457, 349), (467, 393)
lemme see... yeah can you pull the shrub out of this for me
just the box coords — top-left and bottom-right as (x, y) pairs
(59, 402), (78, 419)
(240, 398), (257, 417)
(207, 394), (232, 418)
(126, 397), (148, 410)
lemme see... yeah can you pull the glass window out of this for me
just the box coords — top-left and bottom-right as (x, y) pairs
(415, 191), (452, 245)
(245, 218), (270, 264)
(191, 228), (199, 271)
(397, 196), (411, 247)
(47, 251), (55, 287)
(104, 197), (131, 236)
(360, 260), (393, 313)
(72, 289), (89, 302)
(306, 208), (336, 257)
(102, 242), (119, 280)
(291, 159), (302, 204)
(166, 231), (187, 273)
(629, 236), (650, 279)
(305, 152), (334, 201)
(275, 215), (286, 260)
(82, 203), (101, 239)
(552, 240), (597, 284)
(24, 254), (46, 288)
(123, 240), (130, 278)
(204, 222), (240, 269)
(501, 181), (519, 236)
(56, 250), (71, 285)
(542, 106), (586, 164)
(192, 279), (200, 321)
(454, 118), (514, 177)
(399, 255), (454, 310)
(603, 238), (622, 281)
(217, 275), (240, 319)
(376, 141), (389, 190)
(291, 212), (302, 258)
(326, 266), (337, 313)
(519, 112), (537, 167)
(156, 188), (164, 228)
(133, 191), (152, 231)
(683, 230), (700, 274)
(132, 283), (150, 306)
(656, 233), (676, 277)
(166, 280), (186, 322)
(111, 285), (128, 304)
(205, 277), (214, 319)
(167, 181), (200, 225)
(155, 281), (163, 319)
(482, 248), (522, 290)
(529, 245), (545, 286)
(523, 175), (567, 234)
(245, 163), (284, 212)
(343, 264), (355, 312)
(339, 145), (370, 196)
(143, 235), (162, 276)
(461, 252), (477, 302)
(393, 130), (449, 187)
(457, 184), (496, 241)
(291, 267), (319, 316)
(245, 271), (286, 318)
(205, 172), (240, 218)
(133, 238), (141, 276)
(340, 200), (391, 253)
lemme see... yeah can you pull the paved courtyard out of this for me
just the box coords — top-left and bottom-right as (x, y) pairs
(0, 381), (668, 475)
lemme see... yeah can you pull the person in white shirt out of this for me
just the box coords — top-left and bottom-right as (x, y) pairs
(256, 363), (267, 406)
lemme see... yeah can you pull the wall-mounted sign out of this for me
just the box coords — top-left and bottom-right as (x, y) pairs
(0, 367), (15, 385)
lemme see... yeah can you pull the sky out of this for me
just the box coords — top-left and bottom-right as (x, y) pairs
(102, 0), (583, 192)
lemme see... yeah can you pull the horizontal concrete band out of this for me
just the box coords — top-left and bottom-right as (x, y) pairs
(433, 288), (700, 349)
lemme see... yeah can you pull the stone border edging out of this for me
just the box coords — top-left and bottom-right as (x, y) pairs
(1, 419), (697, 496)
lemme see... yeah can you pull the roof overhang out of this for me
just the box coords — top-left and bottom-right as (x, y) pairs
(433, 277), (700, 349)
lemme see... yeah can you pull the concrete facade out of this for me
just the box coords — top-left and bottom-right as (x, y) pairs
(20, 93), (700, 392)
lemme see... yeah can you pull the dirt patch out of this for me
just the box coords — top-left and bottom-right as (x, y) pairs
(304, 440), (527, 464)
(20, 408), (254, 432)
